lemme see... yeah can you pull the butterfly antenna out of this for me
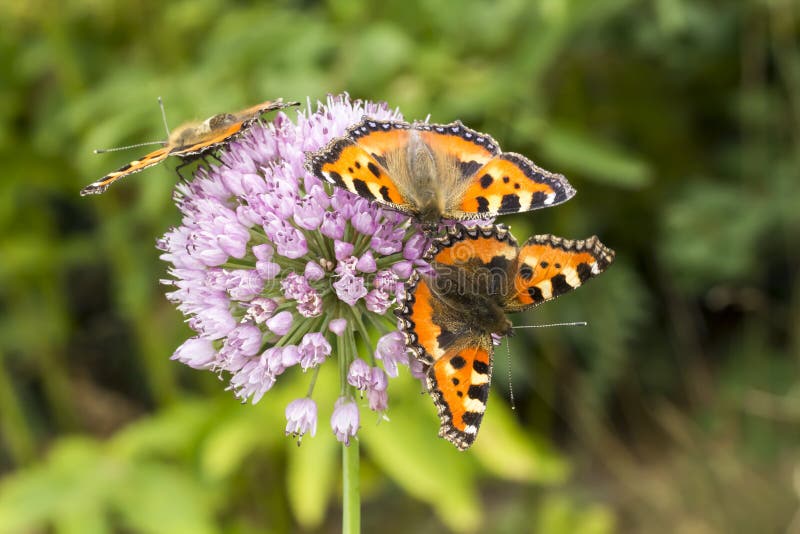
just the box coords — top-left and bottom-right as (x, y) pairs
(158, 96), (171, 137)
(512, 321), (588, 329)
(505, 337), (516, 411)
(93, 140), (166, 154)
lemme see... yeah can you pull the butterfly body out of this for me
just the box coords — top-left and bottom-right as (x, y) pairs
(81, 99), (298, 196)
(306, 118), (576, 226)
(396, 224), (614, 450)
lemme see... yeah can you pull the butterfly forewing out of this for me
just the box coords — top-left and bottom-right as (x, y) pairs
(457, 153), (575, 217)
(307, 138), (409, 207)
(80, 147), (170, 196)
(507, 234), (615, 311)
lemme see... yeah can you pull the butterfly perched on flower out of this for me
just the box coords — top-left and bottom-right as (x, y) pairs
(305, 117), (575, 227)
(395, 224), (614, 450)
(81, 98), (299, 196)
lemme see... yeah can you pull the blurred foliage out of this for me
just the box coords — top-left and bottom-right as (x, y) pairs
(0, 0), (799, 532)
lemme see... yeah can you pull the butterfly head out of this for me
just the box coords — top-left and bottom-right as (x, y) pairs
(481, 299), (514, 338)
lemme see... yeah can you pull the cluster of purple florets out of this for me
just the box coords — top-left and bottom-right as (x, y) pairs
(158, 95), (427, 444)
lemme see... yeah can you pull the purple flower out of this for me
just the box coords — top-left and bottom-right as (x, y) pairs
(159, 94), (429, 443)
(320, 211), (345, 239)
(375, 331), (409, 377)
(347, 358), (372, 390)
(304, 261), (325, 281)
(403, 234), (428, 261)
(281, 272), (311, 299)
(331, 397), (360, 445)
(266, 311), (293, 336)
(298, 332), (331, 370)
(171, 337), (217, 369)
(365, 289), (392, 314)
(351, 211), (379, 235)
(356, 251), (377, 273)
(293, 195), (325, 230)
(285, 398), (318, 440)
(334, 240), (355, 261)
(329, 318), (347, 336)
(332, 274), (368, 305)
(367, 388), (388, 412)
(246, 297), (277, 324)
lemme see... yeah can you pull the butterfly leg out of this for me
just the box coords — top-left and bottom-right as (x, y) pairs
(206, 151), (227, 167)
(174, 159), (195, 183)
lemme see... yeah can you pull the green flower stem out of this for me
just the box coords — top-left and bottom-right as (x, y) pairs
(342, 438), (361, 534)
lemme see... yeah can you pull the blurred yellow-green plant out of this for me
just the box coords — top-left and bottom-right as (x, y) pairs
(1, 0), (798, 532)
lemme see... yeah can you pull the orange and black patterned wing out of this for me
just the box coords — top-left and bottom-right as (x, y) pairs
(455, 152), (575, 218)
(506, 234), (615, 312)
(305, 118), (412, 211)
(427, 343), (493, 450)
(427, 223), (518, 283)
(173, 99), (299, 157)
(80, 146), (170, 196)
(395, 271), (494, 450)
(415, 120), (500, 176)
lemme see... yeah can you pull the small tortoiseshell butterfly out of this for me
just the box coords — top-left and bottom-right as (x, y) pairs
(396, 224), (614, 450)
(81, 98), (299, 196)
(305, 117), (575, 226)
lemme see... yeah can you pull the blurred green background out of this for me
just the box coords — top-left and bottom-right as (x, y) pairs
(1, 0), (799, 532)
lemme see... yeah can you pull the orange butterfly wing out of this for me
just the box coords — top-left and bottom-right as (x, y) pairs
(428, 344), (493, 450)
(305, 118), (410, 208)
(80, 147), (170, 196)
(458, 153), (575, 217)
(416, 120), (499, 170)
(173, 99), (299, 156)
(395, 271), (494, 451)
(507, 234), (615, 311)
(82, 99), (297, 195)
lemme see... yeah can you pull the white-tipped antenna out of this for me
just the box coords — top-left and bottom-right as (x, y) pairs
(505, 321), (587, 408)
(93, 140), (166, 154)
(158, 96), (170, 137)
(512, 321), (588, 329)
(93, 97), (171, 154)
(505, 337), (516, 410)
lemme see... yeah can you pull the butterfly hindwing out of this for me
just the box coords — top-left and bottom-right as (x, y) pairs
(395, 270), (494, 451)
(427, 344), (493, 451)
(428, 223), (518, 276)
(173, 100), (298, 157)
(396, 273), (444, 363)
(507, 234), (615, 311)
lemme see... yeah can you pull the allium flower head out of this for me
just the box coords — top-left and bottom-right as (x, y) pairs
(159, 94), (427, 443)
